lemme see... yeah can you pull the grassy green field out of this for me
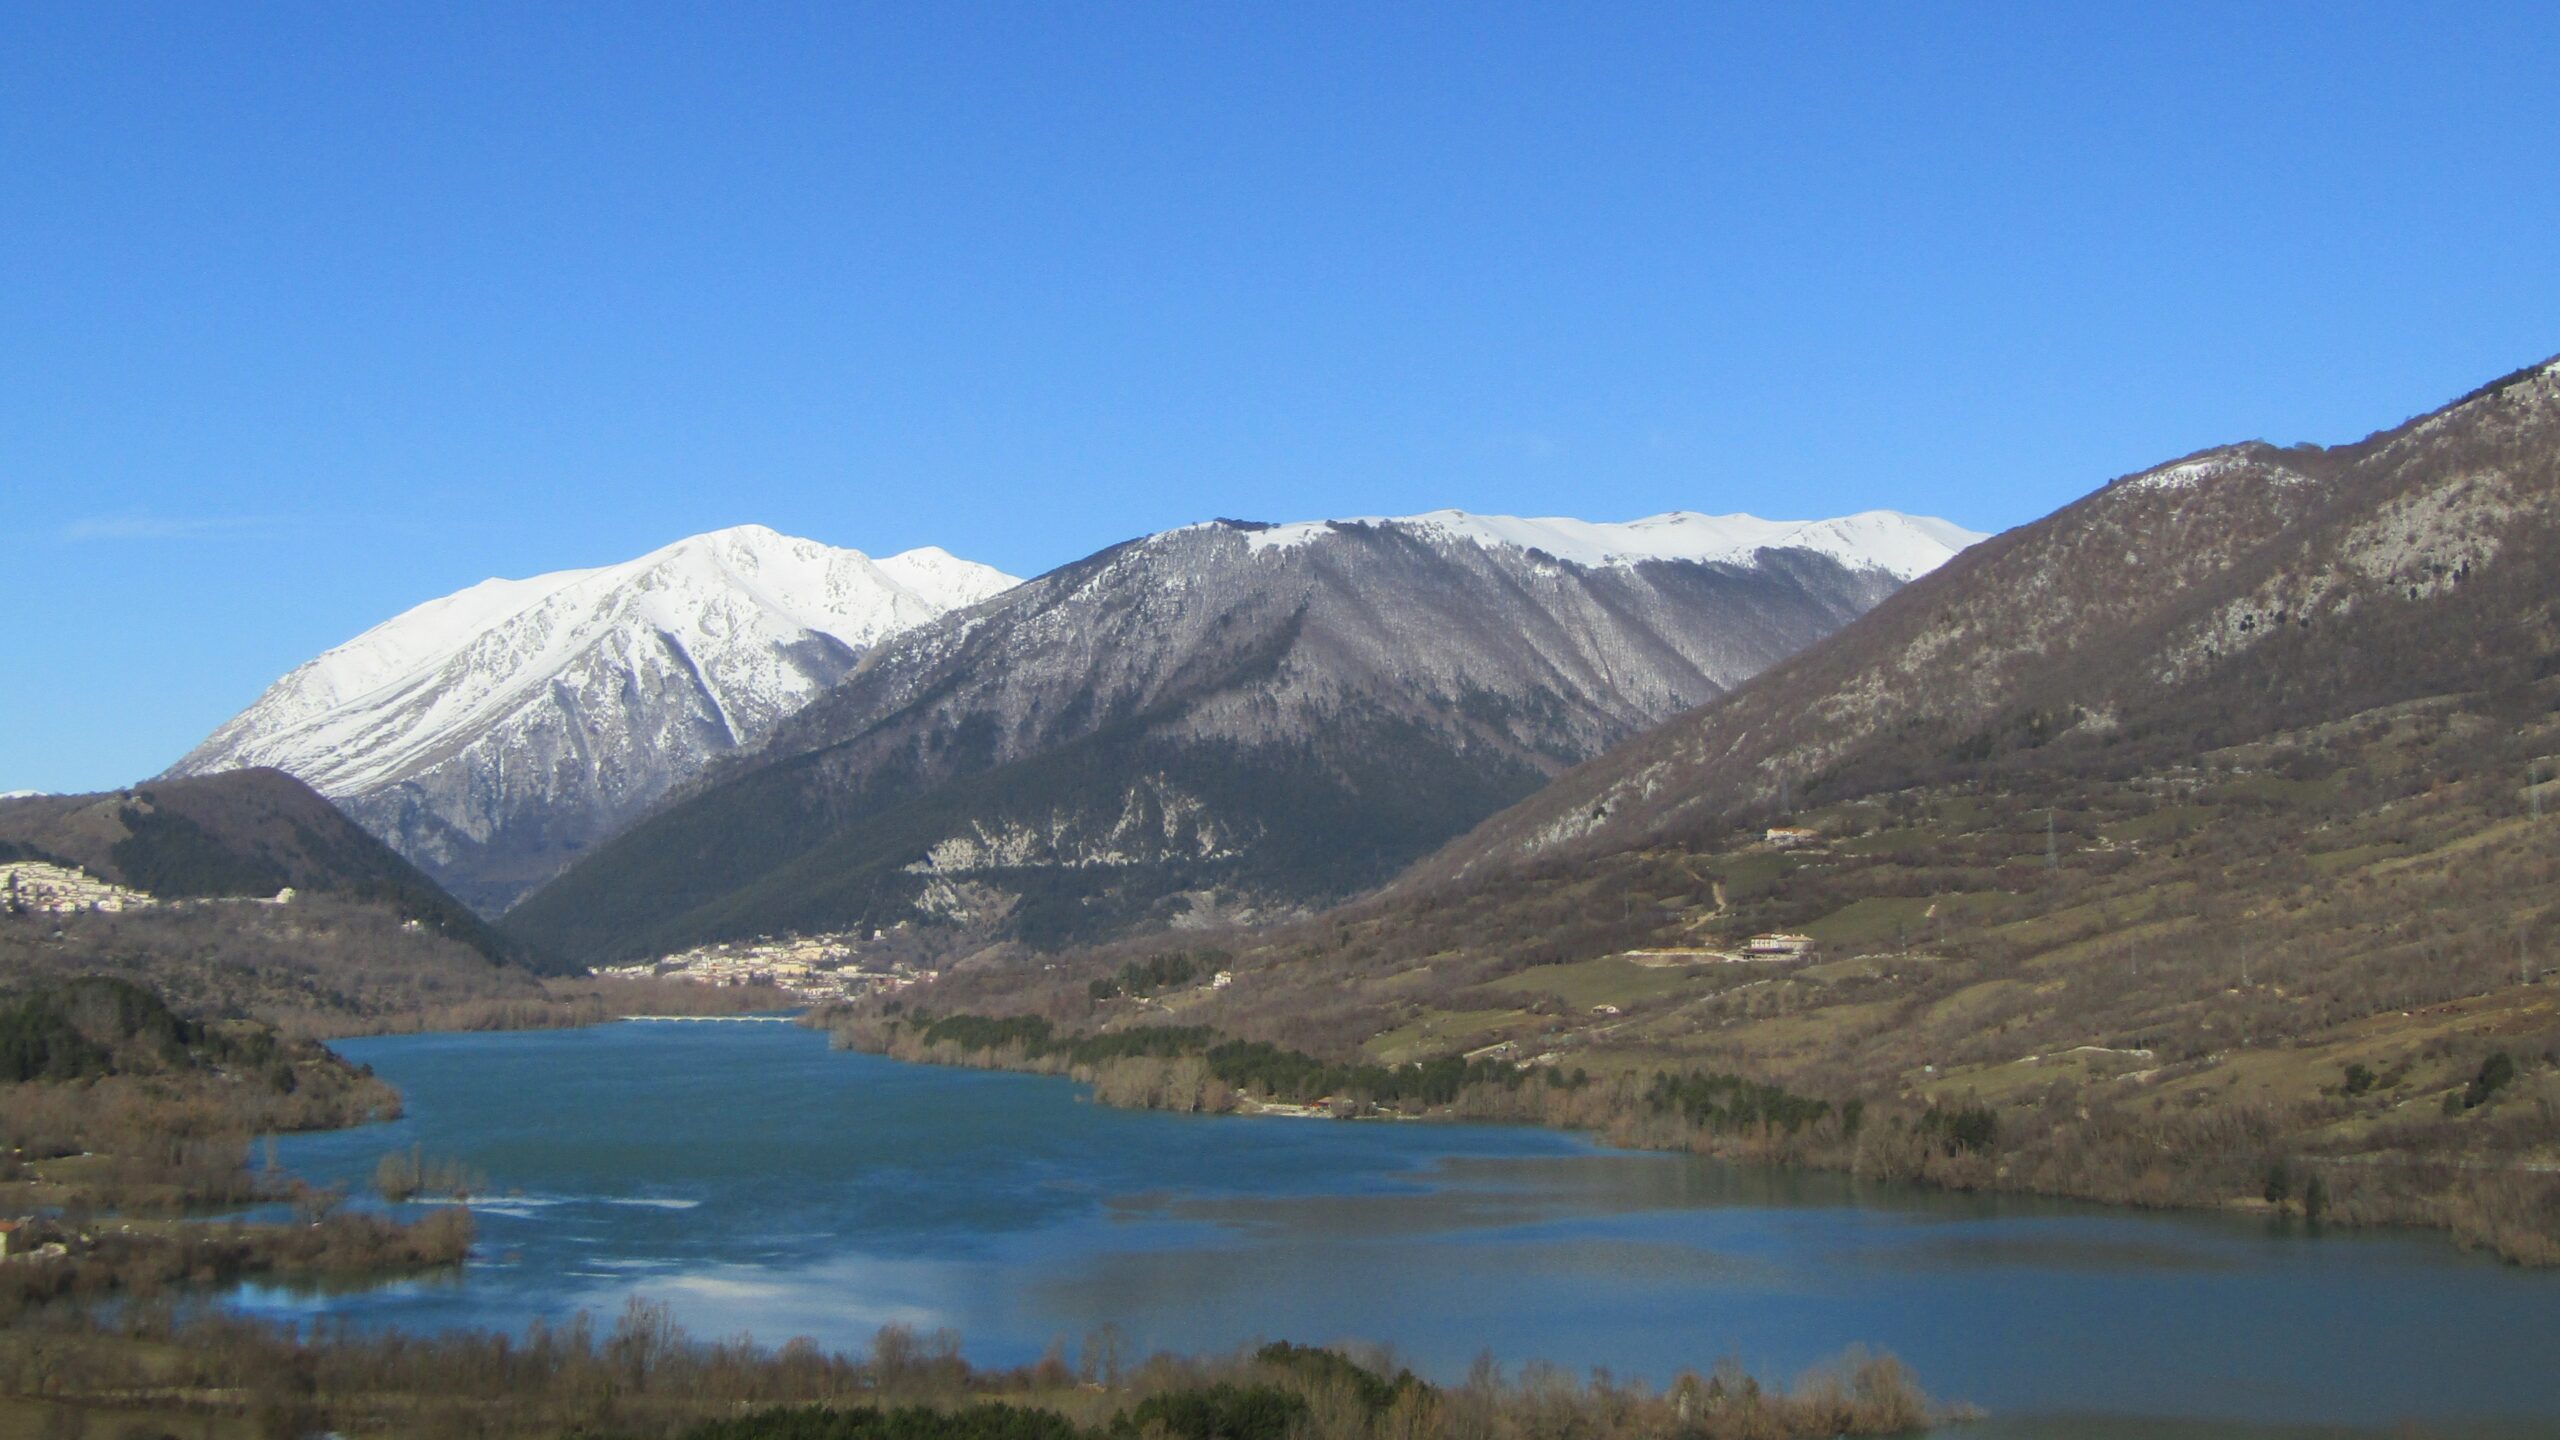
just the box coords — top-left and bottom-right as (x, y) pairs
(1478, 955), (1719, 1009)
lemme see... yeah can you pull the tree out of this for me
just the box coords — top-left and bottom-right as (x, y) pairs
(1078, 1324), (1124, 1388)
(2463, 1052), (2517, 1109)
(607, 1297), (682, 1391)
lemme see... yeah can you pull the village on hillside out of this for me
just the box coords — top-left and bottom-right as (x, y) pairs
(592, 932), (935, 1004)
(2, 859), (158, 915)
(2, 859), (309, 919)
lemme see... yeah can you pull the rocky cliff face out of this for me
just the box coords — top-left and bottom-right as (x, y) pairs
(505, 508), (1982, 962)
(167, 526), (1017, 913)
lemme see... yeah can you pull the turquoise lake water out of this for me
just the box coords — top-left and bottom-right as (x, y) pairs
(240, 1021), (2560, 1438)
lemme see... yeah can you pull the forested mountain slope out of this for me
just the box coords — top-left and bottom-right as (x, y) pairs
(0, 768), (522, 965)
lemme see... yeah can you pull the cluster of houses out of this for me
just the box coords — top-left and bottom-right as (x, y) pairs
(592, 932), (934, 1002)
(0, 1218), (68, 1264)
(0, 860), (157, 915)
(0, 860), (301, 918)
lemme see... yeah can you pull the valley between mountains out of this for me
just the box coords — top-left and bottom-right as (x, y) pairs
(13, 352), (2560, 1270)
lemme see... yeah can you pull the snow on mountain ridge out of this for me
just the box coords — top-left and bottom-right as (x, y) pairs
(204, 525), (1014, 788)
(1231, 508), (1985, 580)
(874, 545), (1023, 610)
(516, 501), (1961, 960)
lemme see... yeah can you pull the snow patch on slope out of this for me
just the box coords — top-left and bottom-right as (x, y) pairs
(2124, 450), (2315, 494)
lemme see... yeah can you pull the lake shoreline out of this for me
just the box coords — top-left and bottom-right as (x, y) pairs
(233, 1021), (2560, 1439)
(175, 1019), (2560, 1434)
(816, 1007), (2560, 1268)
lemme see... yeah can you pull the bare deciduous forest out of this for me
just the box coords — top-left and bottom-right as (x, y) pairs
(0, 1305), (1945, 1440)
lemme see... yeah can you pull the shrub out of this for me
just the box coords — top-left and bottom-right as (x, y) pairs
(2263, 1161), (2293, 1207)
(1114, 1385), (1306, 1440)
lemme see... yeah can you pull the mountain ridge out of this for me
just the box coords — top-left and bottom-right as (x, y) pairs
(1216, 507), (1978, 576)
(505, 506), (1982, 963)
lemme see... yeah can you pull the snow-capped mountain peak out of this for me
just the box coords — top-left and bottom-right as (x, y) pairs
(168, 525), (1017, 914)
(873, 545), (1024, 611)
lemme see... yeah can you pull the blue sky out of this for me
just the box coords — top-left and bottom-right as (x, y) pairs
(5, 3), (2558, 793)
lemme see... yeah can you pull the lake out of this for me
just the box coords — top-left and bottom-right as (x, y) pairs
(240, 1021), (2560, 1438)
